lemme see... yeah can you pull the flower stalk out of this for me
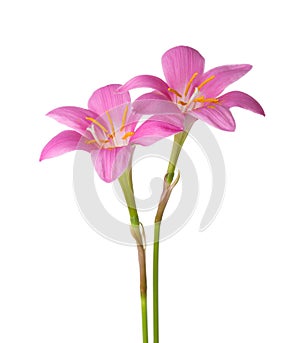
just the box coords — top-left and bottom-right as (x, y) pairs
(119, 162), (148, 343)
(153, 129), (188, 343)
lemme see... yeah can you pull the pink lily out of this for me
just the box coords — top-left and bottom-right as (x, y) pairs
(40, 84), (183, 182)
(118, 46), (265, 131)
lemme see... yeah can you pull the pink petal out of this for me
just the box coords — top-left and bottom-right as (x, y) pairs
(47, 106), (98, 135)
(130, 114), (184, 146)
(192, 105), (236, 131)
(136, 91), (169, 102)
(197, 64), (252, 98)
(40, 130), (91, 161)
(91, 145), (133, 183)
(126, 97), (181, 133)
(161, 46), (205, 94)
(117, 75), (170, 98)
(132, 98), (181, 116)
(88, 84), (131, 115)
(219, 91), (265, 115)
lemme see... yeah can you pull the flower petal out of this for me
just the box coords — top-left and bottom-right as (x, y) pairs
(40, 130), (91, 161)
(136, 91), (169, 102)
(47, 106), (98, 135)
(198, 64), (252, 98)
(162, 46), (205, 93)
(219, 91), (265, 115)
(91, 145), (133, 183)
(192, 105), (236, 131)
(117, 75), (170, 98)
(132, 98), (181, 116)
(130, 114), (184, 146)
(88, 84), (131, 115)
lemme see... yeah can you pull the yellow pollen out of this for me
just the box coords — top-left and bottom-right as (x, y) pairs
(122, 131), (135, 140)
(85, 138), (109, 145)
(193, 96), (205, 102)
(178, 100), (188, 106)
(85, 117), (108, 133)
(106, 111), (115, 137)
(120, 105), (129, 131)
(197, 75), (215, 90)
(168, 88), (182, 98)
(184, 72), (198, 97)
(85, 139), (96, 144)
(193, 97), (219, 103)
(207, 105), (216, 109)
(205, 98), (219, 103)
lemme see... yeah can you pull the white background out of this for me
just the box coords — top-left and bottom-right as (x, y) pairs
(1, 0), (299, 342)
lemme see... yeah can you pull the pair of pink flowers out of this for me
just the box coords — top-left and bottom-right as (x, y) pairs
(40, 46), (264, 181)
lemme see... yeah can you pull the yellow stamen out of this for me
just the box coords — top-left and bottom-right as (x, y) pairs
(85, 117), (108, 133)
(85, 139), (109, 145)
(207, 105), (216, 109)
(184, 72), (198, 97)
(193, 96), (205, 102)
(193, 97), (219, 103)
(122, 131), (135, 140)
(106, 111), (115, 137)
(168, 88), (182, 98)
(178, 100), (188, 106)
(85, 139), (96, 144)
(120, 105), (129, 131)
(197, 75), (215, 90)
(205, 98), (219, 103)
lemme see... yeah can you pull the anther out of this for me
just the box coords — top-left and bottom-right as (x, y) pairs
(197, 75), (215, 91)
(85, 117), (108, 133)
(106, 111), (115, 137)
(168, 88), (182, 98)
(122, 131), (135, 140)
(120, 105), (129, 132)
(184, 72), (198, 97)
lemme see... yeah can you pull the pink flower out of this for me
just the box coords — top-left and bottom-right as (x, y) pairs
(118, 46), (265, 131)
(40, 84), (183, 182)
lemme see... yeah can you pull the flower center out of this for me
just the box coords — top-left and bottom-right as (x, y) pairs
(85, 105), (135, 149)
(168, 74), (218, 112)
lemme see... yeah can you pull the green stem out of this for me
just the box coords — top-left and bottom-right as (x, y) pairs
(165, 130), (189, 185)
(153, 222), (160, 343)
(141, 293), (148, 343)
(119, 166), (148, 343)
(153, 128), (190, 343)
